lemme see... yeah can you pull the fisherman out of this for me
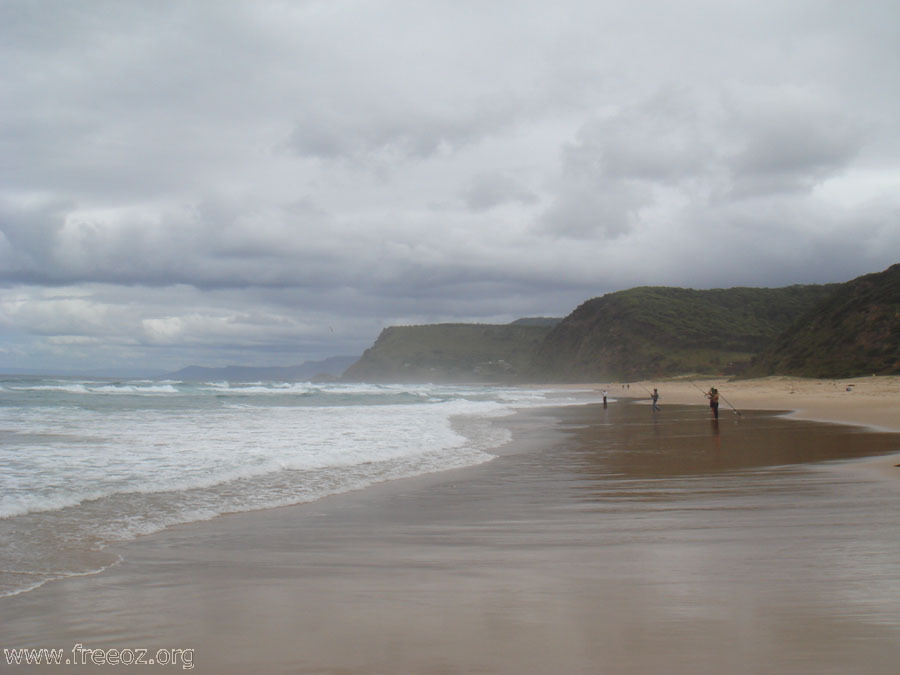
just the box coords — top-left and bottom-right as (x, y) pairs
(707, 387), (720, 419)
(651, 388), (660, 412)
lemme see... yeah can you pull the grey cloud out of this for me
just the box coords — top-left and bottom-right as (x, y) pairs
(1, 0), (899, 373)
(0, 196), (346, 289)
(0, 198), (70, 275)
(539, 91), (711, 238)
(723, 86), (865, 198)
(0, 202), (191, 286)
(732, 123), (860, 180)
(287, 98), (519, 162)
(538, 81), (874, 240)
(581, 91), (715, 182)
(462, 172), (538, 212)
(540, 185), (648, 239)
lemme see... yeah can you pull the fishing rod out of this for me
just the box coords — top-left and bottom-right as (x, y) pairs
(689, 379), (741, 417)
(719, 391), (741, 417)
(637, 383), (659, 400)
(687, 380), (708, 396)
(636, 383), (662, 411)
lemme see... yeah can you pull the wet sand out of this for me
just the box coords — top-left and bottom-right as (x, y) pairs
(3, 390), (900, 674)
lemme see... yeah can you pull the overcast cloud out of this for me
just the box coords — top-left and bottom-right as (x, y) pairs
(1, 0), (898, 373)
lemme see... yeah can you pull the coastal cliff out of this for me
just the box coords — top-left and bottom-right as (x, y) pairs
(342, 322), (556, 383)
(526, 285), (835, 382)
(342, 264), (899, 383)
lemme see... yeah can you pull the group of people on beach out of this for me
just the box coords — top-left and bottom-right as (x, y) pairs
(635, 385), (720, 418)
(607, 383), (726, 418)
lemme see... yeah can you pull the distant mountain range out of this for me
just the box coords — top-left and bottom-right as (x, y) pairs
(341, 264), (899, 382)
(165, 356), (359, 382)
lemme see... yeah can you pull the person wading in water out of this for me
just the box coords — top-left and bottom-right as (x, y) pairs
(707, 387), (720, 419)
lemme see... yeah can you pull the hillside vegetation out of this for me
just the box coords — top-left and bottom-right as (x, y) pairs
(342, 322), (555, 383)
(744, 264), (900, 378)
(527, 285), (836, 382)
(342, 264), (899, 383)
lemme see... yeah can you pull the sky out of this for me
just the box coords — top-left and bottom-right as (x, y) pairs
(1, 0), (898, 374)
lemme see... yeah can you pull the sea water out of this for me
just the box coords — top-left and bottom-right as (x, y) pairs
(0, 377), (592, 597)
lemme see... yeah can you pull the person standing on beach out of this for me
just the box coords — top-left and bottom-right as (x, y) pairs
(602, 389), (608, 408)
(707, 387), (719, 419)
(651, 388), (660, 412)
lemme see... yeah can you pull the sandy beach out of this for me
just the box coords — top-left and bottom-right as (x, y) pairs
(614, 375), (900, 432)
(2, 377), (899, 674)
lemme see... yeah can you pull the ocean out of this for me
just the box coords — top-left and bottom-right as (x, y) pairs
(0, 376), (592, 598)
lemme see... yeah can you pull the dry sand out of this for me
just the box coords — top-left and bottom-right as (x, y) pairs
(2, 377), (899, 674)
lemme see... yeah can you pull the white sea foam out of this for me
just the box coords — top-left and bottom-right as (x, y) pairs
(0, 391), (535, 521)
(90, 384), (180, 394)
(202, 382), (314, 394)
(9, 382), (180, 395)
(0, 556), (123, 599)
(12, 383), (92, 394)
(0, 378), (596, 596)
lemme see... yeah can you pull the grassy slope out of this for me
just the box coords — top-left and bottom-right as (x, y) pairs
(744, 264), (900, 378)
(529, 284), (836, 382)
(342, 266), (899, 384)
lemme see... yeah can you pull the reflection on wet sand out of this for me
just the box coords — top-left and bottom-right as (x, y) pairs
(555, 402), (900, 480)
